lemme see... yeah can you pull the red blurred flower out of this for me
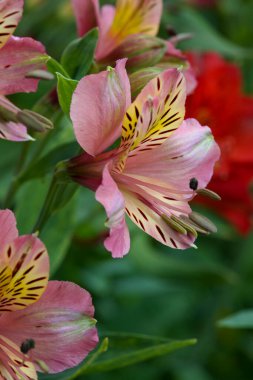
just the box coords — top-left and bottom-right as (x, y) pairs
(186, 52), (253, 234)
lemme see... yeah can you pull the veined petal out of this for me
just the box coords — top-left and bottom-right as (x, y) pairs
(70, 59), (131, 156)
(0, 335), (37, 380)
(123, 190), (195, 249)
(0, 281), (98, 374)
(0, 36), (46, 95)
(0, 235), (49, 312)
(0, 209), (18, 253)
(117, 69), (186, 170)
(72, 0), (99, 37)
(96, 0), (162, 61)
(0, 96), (32, 141)
(96, 165), (130, 258)
(124, 118), (220, 195)
(0, 0), (23, 49)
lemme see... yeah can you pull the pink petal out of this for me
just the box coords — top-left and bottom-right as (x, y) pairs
(70, 59), (131, 156)
(72, 0), (99, 37)
(0, 234), (49, 312)
(96, 0), (162, 61)
(0, 209), (18, 253)
(124, 118), (220, 196)
(95, 164), (130, 258)
(0, 36), (46, 95)
(0, 281), (99, 374)
(0, 96), (32, 141)
(0, 0), (23, 48)
(98, 5), (116, 36)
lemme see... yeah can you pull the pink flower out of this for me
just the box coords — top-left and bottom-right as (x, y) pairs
(68, 60), (220, 258)
(0, 209), (98, 379)
(0, 0), (47, 141)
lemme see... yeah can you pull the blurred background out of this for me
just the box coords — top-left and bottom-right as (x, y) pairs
(1, 0), (253, 379)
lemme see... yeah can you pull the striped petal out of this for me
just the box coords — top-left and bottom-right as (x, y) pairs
(70, 59), (131, 156)
(117, 68), (186, 170)
(0, 36), (46, 96)
(0, 235), (49, 312)
(96, 0), (162, 61)
(0, 0), (23, 49)
(0, 335), (37, 380)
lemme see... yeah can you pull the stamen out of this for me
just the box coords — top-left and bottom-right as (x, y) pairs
(17, 110), (53, 132)
(171, 215), (198, 238)
(196, 188), (221, 201)
(20, 339), (35, 355)
(0, 105), (17, 122)
(189, 212), (217, 233)
(189, 177), (198, 191)
(180, 216), (210, 235)
(162, 215), (187, 234)
(26, 69), (54, 80)
(35, 359), (49, 373)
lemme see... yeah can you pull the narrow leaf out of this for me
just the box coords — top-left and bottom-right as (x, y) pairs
(218, 310), (253, 329)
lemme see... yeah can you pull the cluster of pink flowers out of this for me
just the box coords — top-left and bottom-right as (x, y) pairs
(5, 0), (251, 378)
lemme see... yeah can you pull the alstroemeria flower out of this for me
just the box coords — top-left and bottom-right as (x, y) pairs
(0, 209), (98, 379)
(186, 52), (253, 234)
(0, 0), (47, 141)
(68, 60), (220, 258)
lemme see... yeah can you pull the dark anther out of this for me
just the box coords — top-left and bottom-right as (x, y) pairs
(20, 339), (35, 354)
(189, 177), (198, 191)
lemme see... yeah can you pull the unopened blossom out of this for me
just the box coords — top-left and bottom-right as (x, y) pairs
(68, 59), (220, 258)
(0, 0), (48, 141)
(186, 52), (253, 233)
(71, 0), (196, 94)
(0, 209), (98, 379)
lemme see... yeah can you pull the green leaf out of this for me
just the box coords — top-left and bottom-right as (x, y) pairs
(46, 56), (70, 78)
(218, 310), (253, 329)
(56, 73), (78, 116)
(61, 28), (99, 79)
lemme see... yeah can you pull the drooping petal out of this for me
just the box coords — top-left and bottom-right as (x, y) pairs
(0, 0), (23, 49)
(0, 281), (98, 374)
(117, 68), (186, 170)
(96, 0), (162, 61)
(123, 189), (195, 249)
(0, 209), (18, 253)
(0, 36), (46, 95)
(0, 96), (32, 141)
(124, 118), (220, 195)
(0, 335), (37, 380)
(72, 0), (99, 37)
(70, 59), (131, 156)
(95, 165), (130, 258)
(0, 235), (49, 312)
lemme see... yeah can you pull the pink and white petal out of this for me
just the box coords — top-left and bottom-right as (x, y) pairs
(0, 335), (37, 380)
(0, 281), (98, 374)
(0, 96), (32, 141)
(0, 209), (18, 254)
(0, 0), (23, 49)
(98, 4), (116, 36)
(0, 36), (46, 95)
(120, 69), (186, 155)
(0, 235), (49, 312)
(96, 165), (130, 258)
(70, 59), (131, 156)
(123, 190), (195, 249)
(72, 0), (99, 37)
(124, 118), (220, 198)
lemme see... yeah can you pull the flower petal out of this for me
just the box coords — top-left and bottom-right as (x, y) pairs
(0, 209), (18, 253)
(124, 118), (220, 195)
(0, 235), (49, 312)
(117, 69), (186, 170)
(70, 59), (131, 156)
(0, 36), (46, 95)
(0, 281), (99, 374)
(96, 0), (162, 61)
(0, 96), (32, 141)
(96, 165), (130, 258)
(0, 335), (37, 380)
(72, 0), (99, 37)
(0, 0), (23, 49)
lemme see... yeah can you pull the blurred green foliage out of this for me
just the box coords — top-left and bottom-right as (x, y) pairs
(1, 0), (253, 379)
